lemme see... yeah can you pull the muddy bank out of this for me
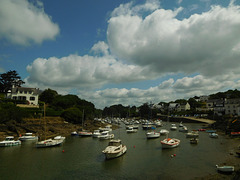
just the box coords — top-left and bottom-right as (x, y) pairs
(0, 117), (118, 141)
(193, 133), (240, 180)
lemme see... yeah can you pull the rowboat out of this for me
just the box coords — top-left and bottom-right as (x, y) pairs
(216, 165), (234, 173)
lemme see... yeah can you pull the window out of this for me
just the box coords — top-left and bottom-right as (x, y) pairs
(30, 97), (35, 101)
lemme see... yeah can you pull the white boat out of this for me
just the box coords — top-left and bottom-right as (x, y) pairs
(126, 127), (138, 133)
(78, 131), (93, 137)
(170, 124), (177, 130)
(154, 120), (163, 127)
(54, 136), (66, 141)
(160, 129), (169, 135)
(36, 138), (64, 148)
(19, 133), (38, 141)
(99, 131), (114, 140)
(179, 121), (183, 127)
(146, 131), (160, 139)
(216, 165), (234, 172)
(161, 137), (180, 149)
(99, 125), (112, 132)
(186, 131), (199, 138)
(36, 103), (64, 148)
(209, 133), (218, 138)
(71, 131), (78, 136)
(179, 126), (188, 133)
(92, 130), (101, 138)
(0, 136), (21, 147)
(102, 139), (127, 159)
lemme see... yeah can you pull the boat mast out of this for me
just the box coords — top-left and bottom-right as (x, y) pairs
(44, 103), (46, 140)
(82, 109), (84, 129)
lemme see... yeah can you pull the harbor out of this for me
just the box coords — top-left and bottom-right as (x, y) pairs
(0, 121), (239, 180)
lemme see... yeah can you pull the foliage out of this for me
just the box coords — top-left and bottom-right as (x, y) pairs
(0, 70), (25, 93)
(61, 107), (83, 124)
(209, 89), (240, 99)
(39, 88), (58, 104)
(0, 102), (29, 123)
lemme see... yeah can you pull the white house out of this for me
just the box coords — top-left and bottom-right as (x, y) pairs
(6, 86), (40, 105)
(225, 98), (240, 116)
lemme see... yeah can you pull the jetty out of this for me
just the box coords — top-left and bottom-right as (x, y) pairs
(158, 114), (216, 124)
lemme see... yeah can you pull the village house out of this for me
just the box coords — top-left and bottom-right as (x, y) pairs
(225, 98), (240, 116)
(6, 86), (41, 106)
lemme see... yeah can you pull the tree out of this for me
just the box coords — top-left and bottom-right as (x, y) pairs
(0, 70), (25, 93)
(39, 88), (58, 104)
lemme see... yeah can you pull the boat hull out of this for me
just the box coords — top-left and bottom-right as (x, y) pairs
(161, 138), (180, 149)
(104, 146), (127, 159)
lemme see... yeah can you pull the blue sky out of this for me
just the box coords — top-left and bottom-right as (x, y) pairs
(1, 0), (240, 109)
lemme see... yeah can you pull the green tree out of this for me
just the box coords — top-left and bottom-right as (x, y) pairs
(61, 107), (83, 124)
(0, 70), (25, 93)
(39, 88), (58, 104)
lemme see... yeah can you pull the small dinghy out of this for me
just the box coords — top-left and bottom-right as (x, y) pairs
(216, 165), (234, 173)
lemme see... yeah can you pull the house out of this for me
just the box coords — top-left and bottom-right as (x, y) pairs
(6, 86), (40, 106)
(177, 102), (190, 112)
(207, 99), (225, 116)
(225, 98), (240, 116)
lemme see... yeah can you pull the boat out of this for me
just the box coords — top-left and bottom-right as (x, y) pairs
(160, 129), (169, 135)
(161, 137), (180, 149)
(170, 124), (177, 130)
(102, 139), (127, 159)
(0, 136), (21, 147)
(92, 130), (101, 138)
(36, 103), (64, 148)
(126, 126), (138, 133)
(186, 131), (199, 138)
(206, 130), (216, 133)
(71, 131), (78, 136)
(146, 131), (160, 139)
(36, 138), (64, 148)
(216, 165), (234, 173)
(209, 133), (218, 138)
(190, 138), (198, 144)
(236, 151), (240, 156)
(19, 133), (38, 141)
(99, 131), (114, 140)
(54, 136), (65, 141)
(179, 126), (188, 133)
(154, 120), (163, 127)
(179, 121), (183, 127)
(78, 130), (93, 137)
(142, 123), (155, 130)
(99, 125), (112, 132)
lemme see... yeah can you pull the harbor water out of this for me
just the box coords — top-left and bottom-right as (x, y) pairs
(0, 122), (235, 180)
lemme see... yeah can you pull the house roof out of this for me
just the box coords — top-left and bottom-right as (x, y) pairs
(11, 87), (40, 95)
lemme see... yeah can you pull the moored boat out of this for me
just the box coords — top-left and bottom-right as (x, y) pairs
(186, 131), (199, 138)
(0, 136), (21, 147)
(36, 138), (64, 148)
(170, 124), (177, 130)
(19, 133), (38, 141)
(190, 138), (198, 144)
(216, 165), (234, 173)
(160, 129), (169, 135)
(92, 130), (101, 138)
(209, 133), (218, 138)
(146, 131), (160, 139)
(102, 139), (127, 159)
(126, 127), (138, 133)
(99, 131), (114, 140)
(161, 138), (180, 149)
(78, 131), (93, 137)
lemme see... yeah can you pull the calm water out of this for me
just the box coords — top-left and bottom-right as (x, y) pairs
(0, 122), (235, 180)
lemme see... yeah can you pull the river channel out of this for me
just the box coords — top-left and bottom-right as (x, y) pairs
(0, 122), (235, 180)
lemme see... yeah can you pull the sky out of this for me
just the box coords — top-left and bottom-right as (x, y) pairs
(1, 0), (240, 109)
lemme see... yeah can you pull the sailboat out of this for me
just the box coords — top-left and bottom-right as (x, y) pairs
(36, 103), (64, 148)
(78, 110), (93, 137)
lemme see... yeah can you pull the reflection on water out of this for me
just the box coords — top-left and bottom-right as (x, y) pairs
(0, 122), (236, 180)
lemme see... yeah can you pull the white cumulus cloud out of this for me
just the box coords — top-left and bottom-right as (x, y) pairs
(0, 0), (59, 45)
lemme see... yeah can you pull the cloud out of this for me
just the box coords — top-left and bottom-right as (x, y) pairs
(81, 74), (239, 109)
(25, 52), (157, 90)
(0, 0), (59, 45)
(107, 3), (240, 77)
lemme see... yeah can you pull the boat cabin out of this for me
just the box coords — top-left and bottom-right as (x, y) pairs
(108, 140), (121, 146)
